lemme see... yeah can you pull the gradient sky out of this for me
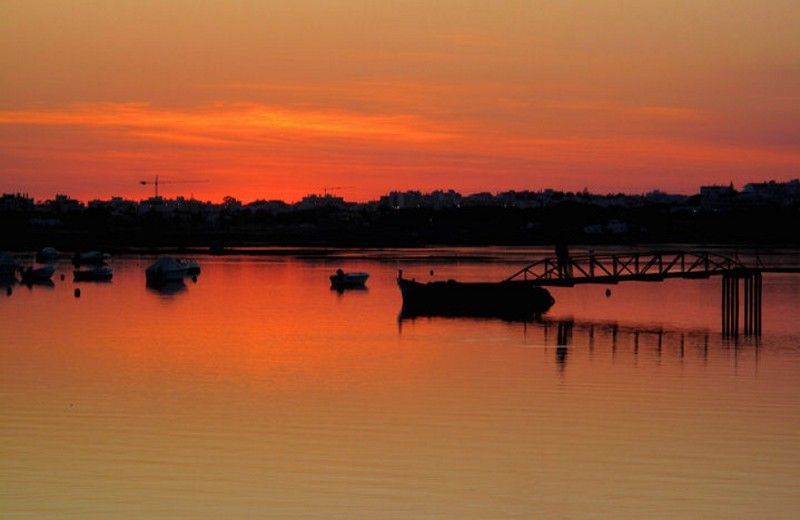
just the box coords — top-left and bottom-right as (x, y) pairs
(1, 0), (798, 201)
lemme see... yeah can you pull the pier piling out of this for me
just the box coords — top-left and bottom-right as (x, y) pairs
(721, 272), (762, 337)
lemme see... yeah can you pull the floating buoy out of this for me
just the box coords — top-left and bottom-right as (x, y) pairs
(192, 275), (197, 283)
(74, 288), (81, 298)
(6, 287), (11, 296)
(430, 269), (434, 276)
(60, 274), (65, 281)
(605, 288), (612, 297)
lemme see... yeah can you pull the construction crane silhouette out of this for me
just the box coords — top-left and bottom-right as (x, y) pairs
(140, 175), (208, 198)
(321, 186), (354, 196)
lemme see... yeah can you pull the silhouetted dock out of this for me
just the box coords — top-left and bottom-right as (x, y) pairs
(505, 250), (800, 337)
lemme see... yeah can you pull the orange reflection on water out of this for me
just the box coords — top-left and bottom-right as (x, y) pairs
(1, 254), (800, 518)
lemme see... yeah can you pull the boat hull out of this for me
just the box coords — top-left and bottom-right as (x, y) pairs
(19, 265), (56, 283)
(73, 251), (109, 266)
(74, 267), (113, 282)
(146, 257), (188, 284)
(398, 277), (555, 319)
(146, 270), (185, 284)
(330, 272), (369, 288)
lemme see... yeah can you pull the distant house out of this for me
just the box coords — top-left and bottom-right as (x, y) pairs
(379, 191), (423, 209)
(742, 179), (800, 205)
(247, 199), (291, 214)
(583, 219), (629, 235)
(700, 184), (735, 198)
(88, 197), (137, 216)
(43, 194), (84, 213)
(295, 194), (346, 210)
(0, 193), (34, 212)
(699, 183), (736, 209)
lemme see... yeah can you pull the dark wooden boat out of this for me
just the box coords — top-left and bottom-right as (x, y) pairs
(73, 266), (113, 282)
(397, 271), (555, 319)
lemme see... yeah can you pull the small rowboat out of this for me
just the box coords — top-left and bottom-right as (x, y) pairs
(330, 269), (369, 288)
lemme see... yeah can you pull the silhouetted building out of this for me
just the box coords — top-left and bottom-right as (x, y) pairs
(700, 183), (736, 209)
(43, 194), (83, 213)
(296, 194), (346, 210)
(0, 193), (34, 212)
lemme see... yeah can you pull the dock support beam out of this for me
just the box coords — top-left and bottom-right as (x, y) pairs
(722, 272), (762, 337)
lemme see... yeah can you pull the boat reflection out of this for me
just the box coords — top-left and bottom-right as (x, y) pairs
(0, 273), (16, 287)
(146, 280), (187, 296)
(21, 279), (55, 289)
(399, 306), (543, 322)
(330, 284), (369, 295)
(397, 312), (749, 372)
(1, 274), (16, 296)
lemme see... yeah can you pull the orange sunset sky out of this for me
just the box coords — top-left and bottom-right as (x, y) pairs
(1, 1), (798, 202)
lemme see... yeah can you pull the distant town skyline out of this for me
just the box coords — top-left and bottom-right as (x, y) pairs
(2, 2), (799, 202)
(4, 178), (797, 207)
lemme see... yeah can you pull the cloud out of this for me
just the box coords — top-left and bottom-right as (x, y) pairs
(630, 106), (707, 122)
(0, 102), (455, 146)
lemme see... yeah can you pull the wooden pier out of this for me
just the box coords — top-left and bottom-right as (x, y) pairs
(505, 250), (800, 337)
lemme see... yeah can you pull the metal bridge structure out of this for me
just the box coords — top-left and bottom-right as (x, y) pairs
(504, 250), (800, 338)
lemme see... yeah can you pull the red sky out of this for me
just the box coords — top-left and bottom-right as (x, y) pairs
(1, 1), (798, 202)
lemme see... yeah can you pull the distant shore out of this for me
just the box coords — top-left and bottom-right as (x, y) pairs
(3, 183), (799, 251)
(5, 244), (800, 261)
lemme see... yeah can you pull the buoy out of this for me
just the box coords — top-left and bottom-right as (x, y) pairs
(74, 288), (81, 298)
(605, 288), (612, 297)
(430, 269), (434, 276)
(192, 275), (197, 283)
(6, 287), (11, 296)
(60, 274), (65, 281)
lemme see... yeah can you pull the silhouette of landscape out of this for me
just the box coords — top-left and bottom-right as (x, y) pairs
(2, 179), (798, 250)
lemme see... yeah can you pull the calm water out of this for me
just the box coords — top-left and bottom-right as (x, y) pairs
(2, 248), (800, 518)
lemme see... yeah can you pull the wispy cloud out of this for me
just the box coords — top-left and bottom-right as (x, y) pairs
(545, 100), (708, 122)
(0, 102), (455, 145)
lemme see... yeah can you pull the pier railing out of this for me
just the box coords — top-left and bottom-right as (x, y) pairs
(504, 251), (751, 285)
(503, 249), (800, 338)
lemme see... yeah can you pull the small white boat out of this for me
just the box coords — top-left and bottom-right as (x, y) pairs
(146, 257), (187, 284)
(329, 269), (369, 288)
(73, 250), (110, 265)
(36, 247), (60, 263)
(20, 264), (56, 283)
(74, 265), (113, 282)
(0, 253), (19, 277)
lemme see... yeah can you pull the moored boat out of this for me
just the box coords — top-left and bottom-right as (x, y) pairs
(73, 250), (110, 266)
(330, 269), (369, 288)
(397, 270), (555, 319)
(146, 257), (187, 284)
(36, 247), (60, 263)
(74, 265), (113, 282)
(19, 264), (56, 283)
(0, 253), (19, 277)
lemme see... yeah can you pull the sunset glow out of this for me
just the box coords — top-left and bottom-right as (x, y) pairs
(1, 1), (798, 201)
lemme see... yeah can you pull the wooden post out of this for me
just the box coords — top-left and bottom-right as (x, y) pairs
(744, 275), (750, 334)
(722, 275), (728, 335)
(733, 276), (739, 337)
(755, 272), (762, 336)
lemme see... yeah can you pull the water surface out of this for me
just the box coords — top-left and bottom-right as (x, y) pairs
(2, 250), (799, 518)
